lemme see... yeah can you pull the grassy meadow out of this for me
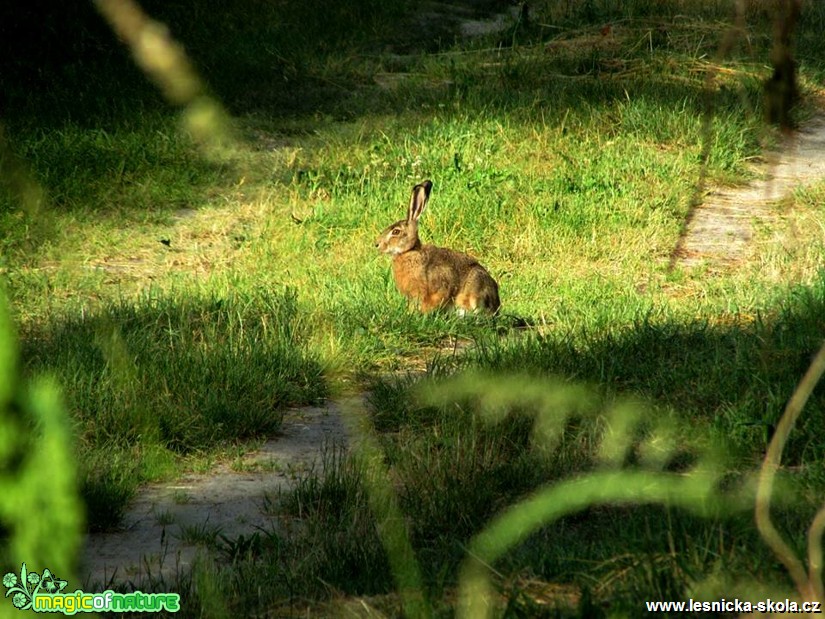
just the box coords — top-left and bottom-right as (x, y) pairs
(2, 0), (825, 615)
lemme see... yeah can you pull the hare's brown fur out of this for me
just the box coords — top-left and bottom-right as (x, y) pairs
(376, 180), (500, 314)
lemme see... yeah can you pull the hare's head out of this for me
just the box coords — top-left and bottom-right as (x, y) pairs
(375, 180), (432, 256)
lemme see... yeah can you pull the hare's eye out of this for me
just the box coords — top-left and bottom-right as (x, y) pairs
(391, 229), (401, 236)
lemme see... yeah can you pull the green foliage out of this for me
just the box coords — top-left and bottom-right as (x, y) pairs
(415, 374), (728, 618)
(9, 123), (227, 213)
(79, 445), (140, 534)
(230, 368), (804, 616)
(285, 446), (395, 595)
(0, 288), (83, 580)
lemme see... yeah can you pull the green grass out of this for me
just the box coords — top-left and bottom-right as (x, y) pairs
(21, 287), (325, 530)
(3, 0), (825, 615)
(176, 521), (224, 548)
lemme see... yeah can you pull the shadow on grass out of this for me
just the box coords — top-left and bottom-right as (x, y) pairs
(19, 287), (327, 531)
(0, 0), (415, 125)
(0, 0), (793, 234)
(256, 278), (825, 614)
(0, 121), (231, 215)
(1, 0), (803, 126)
(464, 275), (825, 466)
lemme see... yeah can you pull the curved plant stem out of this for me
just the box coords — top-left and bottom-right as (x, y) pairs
(807, 502), (825, 603)
(457, 469), (719, 619)
(342, 398), (431, 619)
(755, 341), (825, 603)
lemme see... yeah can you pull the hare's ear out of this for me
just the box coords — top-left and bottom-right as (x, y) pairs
(407, 180), (433, 223)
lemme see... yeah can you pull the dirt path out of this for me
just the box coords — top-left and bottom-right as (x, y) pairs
(672, 115), (825, 269)
(81, 404), (349, 588)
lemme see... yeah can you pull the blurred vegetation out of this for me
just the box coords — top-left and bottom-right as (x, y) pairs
(0, 288), (82, 586)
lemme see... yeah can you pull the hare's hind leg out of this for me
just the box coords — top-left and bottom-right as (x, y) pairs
(420, 290), (451, 312)
(457, 269), (500, 315)
(454, 290), (478, 315)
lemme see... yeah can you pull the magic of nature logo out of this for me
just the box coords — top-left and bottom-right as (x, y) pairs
(3, 563), (180, 614)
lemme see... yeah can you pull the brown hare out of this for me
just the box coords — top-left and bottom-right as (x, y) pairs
(375, 180), (500, 314)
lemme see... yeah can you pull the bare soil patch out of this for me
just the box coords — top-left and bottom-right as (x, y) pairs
(673, 115), (825, 270)
(81, 403), (348, 588)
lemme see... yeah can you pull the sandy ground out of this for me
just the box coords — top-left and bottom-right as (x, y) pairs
(80, 403), (349, 588)
(674, 115), (825, 268)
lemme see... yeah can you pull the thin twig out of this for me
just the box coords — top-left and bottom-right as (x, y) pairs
(755, 341), (825, 602)
(807, 502), (825, 602)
